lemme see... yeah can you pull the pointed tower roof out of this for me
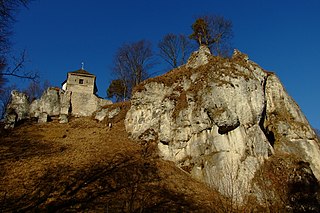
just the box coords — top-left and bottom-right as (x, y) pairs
(69, 69), (95, 77)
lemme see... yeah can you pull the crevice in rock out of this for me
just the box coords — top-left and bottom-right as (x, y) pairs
(259, 75), (275, 148)
(218, 121), (240, 135)
(160, 140), (169, 145)
(265, 130), (275, 148)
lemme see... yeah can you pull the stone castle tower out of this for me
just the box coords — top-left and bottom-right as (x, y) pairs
(62, 68), (97, 94)
(61, 67), (111, 117)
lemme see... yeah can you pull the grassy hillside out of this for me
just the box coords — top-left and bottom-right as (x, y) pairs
(0, 112), (229, 212)
(1, 103), (319, 212)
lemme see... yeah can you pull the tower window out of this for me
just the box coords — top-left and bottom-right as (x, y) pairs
(79, 79), (84, 84)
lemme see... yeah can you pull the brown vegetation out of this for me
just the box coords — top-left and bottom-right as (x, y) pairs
(251, 154), (320, 212)
(0, 114), (226, 212)
(1, 98), (319, 211)
(133, 53), (265, 119)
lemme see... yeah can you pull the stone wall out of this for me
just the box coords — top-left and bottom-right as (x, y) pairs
(70, 92), (112, 117)
(66, 73), (95, 94)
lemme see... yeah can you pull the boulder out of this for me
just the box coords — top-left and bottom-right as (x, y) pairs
(59, 114), (68, 124)
(94, 107), (120, 122)
(38, 112), (48, 123)
(4, 90), (29, 129)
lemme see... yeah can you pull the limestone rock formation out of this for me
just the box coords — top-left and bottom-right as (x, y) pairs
(29, 88), (64, 118)
(94, 107), (120, 122)
(125, 48), (320, 203)
(4, 87), (111, 127)
(4, 90), (29, 129)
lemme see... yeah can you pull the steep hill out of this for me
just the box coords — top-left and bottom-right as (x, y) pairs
(1, 112), (229, 212)
(1, 47), (320, 212)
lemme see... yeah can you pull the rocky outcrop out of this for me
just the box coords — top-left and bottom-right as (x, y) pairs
(29, 88), (68, 118)
(263, 74), (320, 179)
(95, 107), (121, 122)
(4, 87), (111, 127)
(125, 48), (320, 203)
(4, 91), (29, 129)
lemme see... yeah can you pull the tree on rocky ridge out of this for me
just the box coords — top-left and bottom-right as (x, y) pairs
(107, 40), (154, 101)
(158, 33), (194, 68)
(189, 15), (233, 57)
(189, 18), (211, 47)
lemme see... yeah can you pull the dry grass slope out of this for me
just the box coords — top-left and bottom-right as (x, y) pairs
(0, 113), (227, 212)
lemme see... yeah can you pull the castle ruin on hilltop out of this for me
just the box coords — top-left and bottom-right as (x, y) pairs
(4, 66), (112, 128)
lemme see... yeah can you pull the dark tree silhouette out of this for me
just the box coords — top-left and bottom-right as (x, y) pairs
(108, 40), (154, 100)
(158, 34), (194, 68)
(107, 79), (127, 102)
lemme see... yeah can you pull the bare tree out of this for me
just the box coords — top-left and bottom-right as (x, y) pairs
(1, 50), (38, 81)
(0, 84), (17, 119)
(107, 40), (154, 101)
(190, 15), (233, 57)
(24, 79), (51, 102)
(158, 34), (194, 68)
(0, 0), (37, 90)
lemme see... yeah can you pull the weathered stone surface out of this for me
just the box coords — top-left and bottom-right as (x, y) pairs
(5, 87), (111, 126)
(108, 107), (120, 119)
(70, 92), (112, 117)
(39, 88), (60, 116)
(94, 107), (120, 122)
(29, 99), (40, 118)
(29, 88), (61, 118)
(4, 90), (29, 129)
(4, 113), (17, 129)
(125, 48), (320, 203)
(263, 74), (320, 180)
(59, 90), (71, 115)
(38, 112), (48, 123)
(186, 45), (211, 69)
(95, 108), (108, 122)
(59, 114), (68, 124)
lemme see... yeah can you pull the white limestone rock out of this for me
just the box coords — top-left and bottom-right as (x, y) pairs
(59, 114), (68, 124)
(4, 90), (29, 129)
(38, 112), (48, 123)
(59, 90), (71, 115)
(186, 45), (211, 69)
(125, 47), (320, 204)
(263, 74), (320, 180)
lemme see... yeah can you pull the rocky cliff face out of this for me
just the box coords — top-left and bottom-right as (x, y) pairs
(125, 46), (320, 203)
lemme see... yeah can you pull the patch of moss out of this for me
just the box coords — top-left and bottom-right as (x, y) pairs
(172, 92), (188, 119)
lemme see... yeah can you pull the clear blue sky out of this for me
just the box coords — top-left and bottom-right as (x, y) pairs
(10, 0), (320, 129)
